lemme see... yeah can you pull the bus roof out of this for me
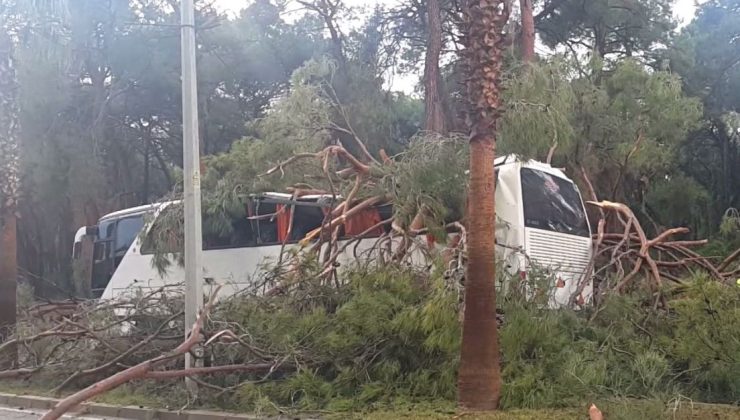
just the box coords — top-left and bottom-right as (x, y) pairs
(95, 158), (572, 225)
(98, 203), (164, 223)
(258, 192), (338, 201)
(73, 226), (87, 243)
(494, 154), (571, 182)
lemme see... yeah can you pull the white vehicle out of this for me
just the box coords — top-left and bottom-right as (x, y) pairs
(73, 155), (593, 307)
(493, 155), (593, 306)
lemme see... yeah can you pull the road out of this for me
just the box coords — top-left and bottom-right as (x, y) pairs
(0, 405), (126, 419)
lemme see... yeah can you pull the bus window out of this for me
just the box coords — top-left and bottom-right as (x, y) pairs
(521, 168), (590, 237)
(203, 209), (256, 250)
(141, 205), (258, 253)
(249, 199), (330, 243)
(141, 206), (181, 254)
(98, 220), (115, 241)
(251, 202), (280, 244)
(72, 242), (82, 259)
(290, 205), (324, 240)
(115, 216), (145, 254)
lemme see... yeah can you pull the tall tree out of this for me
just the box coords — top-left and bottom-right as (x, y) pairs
(519, 0), (535, 62)
(0, 19), (18, 358)
(457, 0), (509, 411)
(424, 0), (445, 132)
(536, 0), (675, 62)
(671, 0), (740, 231)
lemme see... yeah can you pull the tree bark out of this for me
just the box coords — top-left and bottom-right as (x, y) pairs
(424, 0), (446, 133)
(459, 134), (501, 410)
(0, 216), (17, 352)
(519, 0), (535, 62)
(0, 28), (19, 367)
(458, 0), (508, 411)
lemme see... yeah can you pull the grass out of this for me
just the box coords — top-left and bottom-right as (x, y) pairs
(354, 400), (740, 420)
(3, 380), (735, 420)
(0, 379), (168, 409)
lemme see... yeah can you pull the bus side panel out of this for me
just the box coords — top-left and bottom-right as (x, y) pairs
(495, 163), (526, 276)
(101, 237), (430, 301)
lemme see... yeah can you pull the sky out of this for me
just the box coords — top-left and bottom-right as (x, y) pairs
(213, 0), (703, 92)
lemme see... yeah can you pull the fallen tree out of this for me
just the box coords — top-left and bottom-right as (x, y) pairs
(4, 260), (739, 417)
(5, 132), (738, 416)
(575, 200), (738, 307)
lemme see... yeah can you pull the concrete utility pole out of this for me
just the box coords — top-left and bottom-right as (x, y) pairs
(180, 0), (204, 391)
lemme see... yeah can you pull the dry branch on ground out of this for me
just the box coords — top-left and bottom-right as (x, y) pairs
(584, 200), (736, 301)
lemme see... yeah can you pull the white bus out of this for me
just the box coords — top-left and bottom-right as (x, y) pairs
(73, 155), (593, 307)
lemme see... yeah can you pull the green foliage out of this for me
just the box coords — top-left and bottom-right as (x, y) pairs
(570, 60), (702, 207)
(498, 59), (576, 160)
(218, 264), (460, 411)
(719, 209), (740, 238)
(195, 267), (740, 412)
(494, 57), (702, 225)
(537, 0), (676, 61)
(668, 0), (740, 235)
(644, 174), (710, 230)
(384, 134), (468, 233)
(666, 278), (740, 402)
(700, 208), (740, 260)
(5, 259), (740, 414)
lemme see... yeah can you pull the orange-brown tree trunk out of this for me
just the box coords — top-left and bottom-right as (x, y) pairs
(519, 0), (535, 62)
(0, 216), (17, 333)
(458, 0), (509, 411)
(0, 28), (19, 367)
(424, 0), (446, 133)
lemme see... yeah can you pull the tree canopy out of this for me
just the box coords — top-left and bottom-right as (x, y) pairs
(1, 0), (738, 296)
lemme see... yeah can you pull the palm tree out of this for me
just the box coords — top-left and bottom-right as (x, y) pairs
(0, 24), (19, 356)
(457, 0), (510, 411)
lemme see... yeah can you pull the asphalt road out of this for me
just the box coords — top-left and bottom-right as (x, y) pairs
(0, 405), (125, 419)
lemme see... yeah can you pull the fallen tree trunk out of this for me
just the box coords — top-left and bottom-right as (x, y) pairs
(718, 247), (740, 273)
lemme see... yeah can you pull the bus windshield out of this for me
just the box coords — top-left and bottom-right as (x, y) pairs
(521, 168), (590, 237)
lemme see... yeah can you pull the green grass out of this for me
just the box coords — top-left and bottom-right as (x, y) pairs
(352, 400), (740, 420)
(0, 379), (168, 409)
(1, 380), (737, 419)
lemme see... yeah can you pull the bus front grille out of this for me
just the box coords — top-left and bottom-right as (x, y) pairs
(525, 228), (592, 274)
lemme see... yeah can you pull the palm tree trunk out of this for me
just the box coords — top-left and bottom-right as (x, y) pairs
(458, 0), (509, 411)
(0, 28), (19, 365)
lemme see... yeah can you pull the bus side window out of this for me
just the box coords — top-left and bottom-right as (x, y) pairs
(140, 207), (181, 255)
(72, 242), (82, 259)
(290, 205), (324, 240)
(251, 202), (279, 244)
(202, 208), (257, 250)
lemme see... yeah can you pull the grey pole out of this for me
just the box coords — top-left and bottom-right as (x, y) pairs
(180, 0), (204, 391)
